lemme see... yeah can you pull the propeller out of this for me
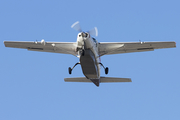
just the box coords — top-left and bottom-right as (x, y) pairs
(88, 27), (98, 37)
(71, 21), (98, 37)
(71, 21), (82, 32)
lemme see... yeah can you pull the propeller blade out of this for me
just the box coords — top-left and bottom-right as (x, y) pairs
(71, 21), (82, 32)
(88, 27), (98, 37)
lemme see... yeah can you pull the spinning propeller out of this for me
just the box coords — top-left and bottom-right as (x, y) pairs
(71, 21), (98, 37)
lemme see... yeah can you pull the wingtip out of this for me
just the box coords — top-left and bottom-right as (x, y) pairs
(3, 41), (7, 47)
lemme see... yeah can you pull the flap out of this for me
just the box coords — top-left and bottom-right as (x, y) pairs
(4, 41), (77, 56)
(99, 41), (176, 56)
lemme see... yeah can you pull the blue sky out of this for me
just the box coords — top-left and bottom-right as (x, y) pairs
(0, 0), (179, 120)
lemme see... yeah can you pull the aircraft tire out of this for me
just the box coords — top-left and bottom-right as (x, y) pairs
(105, 67), (109, 74)
(68, 67), (72, 74)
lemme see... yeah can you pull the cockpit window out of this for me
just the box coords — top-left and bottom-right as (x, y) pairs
(85, 33), (88, 37)
(92, 38), (98, 47)
(92, 38), (97, 43)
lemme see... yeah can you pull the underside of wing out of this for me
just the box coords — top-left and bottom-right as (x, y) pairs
(4, 41), (77, 56)
(98, 41), (176, 56)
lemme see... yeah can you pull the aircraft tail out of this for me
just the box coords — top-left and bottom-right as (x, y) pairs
(100, 77), (132, 83)
(64, 77), (132, 87)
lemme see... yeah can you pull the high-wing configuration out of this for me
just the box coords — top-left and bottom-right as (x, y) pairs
(4, 21), (176, 87)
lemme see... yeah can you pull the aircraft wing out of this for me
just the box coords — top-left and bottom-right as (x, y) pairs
(4, 41), (77, 56)
(98, 41), (176, 56)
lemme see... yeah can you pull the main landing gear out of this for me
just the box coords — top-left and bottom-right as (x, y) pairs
(99, 63), (109, 74)
(68, 62), (80, 74)
(68, 62), (109, 75)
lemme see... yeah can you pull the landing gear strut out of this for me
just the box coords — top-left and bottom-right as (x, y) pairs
(76, 47), (85, 56)
(78, 49), (85, 56)
(99, 63), (109, 74)
(68, 62), (80, 74)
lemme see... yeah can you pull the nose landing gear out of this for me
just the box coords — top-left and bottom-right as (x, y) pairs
(78, 49), (85, 56)
(99, 63), (109, 74)
(76, 46), (85, 57)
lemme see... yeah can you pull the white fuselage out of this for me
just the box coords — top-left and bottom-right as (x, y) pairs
(76, 32), (100, 79)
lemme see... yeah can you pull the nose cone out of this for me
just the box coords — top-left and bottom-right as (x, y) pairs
(76, 32), (90, 49)
(78, 32), (89, 38)
(82, 32), (88, 37)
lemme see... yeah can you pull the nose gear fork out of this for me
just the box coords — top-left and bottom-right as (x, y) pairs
(78, 49), (85, 56)
(76, 41), (85, 57)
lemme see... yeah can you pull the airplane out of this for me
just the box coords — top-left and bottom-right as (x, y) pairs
(4, 21), (176, 87)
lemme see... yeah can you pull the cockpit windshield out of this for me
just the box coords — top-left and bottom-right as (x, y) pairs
(92, 38), (98, 47)
(92, 38), (97, 43)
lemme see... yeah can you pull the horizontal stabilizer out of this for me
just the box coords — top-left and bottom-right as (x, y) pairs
(64, 77), (92, 82)
(100, 77), (131, 82)
(64, 77), (131, 83)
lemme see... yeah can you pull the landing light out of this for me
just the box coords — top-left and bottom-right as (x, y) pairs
(41, 39), (46, 45)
